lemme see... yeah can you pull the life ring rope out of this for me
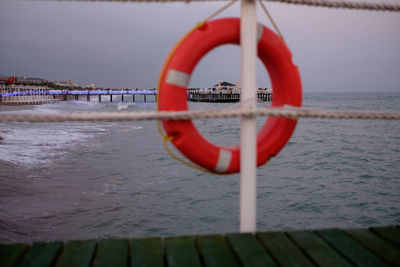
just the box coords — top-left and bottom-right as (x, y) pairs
(157, 120), (215, 174)
(156, 22), (215, 174)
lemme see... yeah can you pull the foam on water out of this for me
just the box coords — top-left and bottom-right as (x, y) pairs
(1, 124), (89, 166)
(0, 101), (142, 167)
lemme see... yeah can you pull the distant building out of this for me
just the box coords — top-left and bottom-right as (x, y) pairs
(12, 76), (49, 84)
(213, 80), (240, 93)
(257, 87), (271, 93)
(23, 77), (47, 84)
(85, 83), (96, 89)
(55, 80), (80, 88)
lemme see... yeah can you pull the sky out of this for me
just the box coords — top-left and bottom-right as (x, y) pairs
(0, 0), (399, 92)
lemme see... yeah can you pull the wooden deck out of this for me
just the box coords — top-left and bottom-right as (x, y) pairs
(1, 226), (399, 267)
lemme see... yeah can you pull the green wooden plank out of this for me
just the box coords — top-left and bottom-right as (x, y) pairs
(17, 242), (62, 267)
(257, 232), (314, 267)
(92, 238), (129, 267)
(345, 229), (400, 266)
(288, 230), (352, 267)
(131, 238), (163, 267)
(316, 229), (387, 267)
(196, 235), (240, 267)
(0, 243), (28, 267)
(165, 236), (202, 267)
(370, 226), (400, 248)
(227, 233), (277, 267)
(55, 240), (97, 267)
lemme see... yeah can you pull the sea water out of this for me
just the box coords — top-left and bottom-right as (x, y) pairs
(0, 92), (399, 242)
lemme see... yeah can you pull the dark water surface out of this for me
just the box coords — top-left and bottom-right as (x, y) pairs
(0, 92), (399, 243)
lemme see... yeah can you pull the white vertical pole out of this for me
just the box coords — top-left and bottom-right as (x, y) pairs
(240, 0), (257, 233)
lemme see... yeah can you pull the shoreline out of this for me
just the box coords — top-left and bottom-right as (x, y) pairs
(0, 104), (36, 112)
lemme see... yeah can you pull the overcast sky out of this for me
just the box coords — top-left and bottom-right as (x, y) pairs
(0, 1), (399, 92)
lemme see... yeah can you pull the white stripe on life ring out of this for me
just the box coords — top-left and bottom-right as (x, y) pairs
(166, 69), (190, 88)
(215, 149), (232, 173)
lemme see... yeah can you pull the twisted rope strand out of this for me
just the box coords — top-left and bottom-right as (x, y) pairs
(34, 0), (400, 12)
(264, 0), (400, 11)
(1, 107), (400, 123)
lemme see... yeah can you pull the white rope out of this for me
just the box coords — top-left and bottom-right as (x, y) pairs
(31, 0), (400, 12)
(1, 107), (400, 123)
(203, 0), (237, 22)
(264, 0), (400, 11)
(259, 0), (285, 42)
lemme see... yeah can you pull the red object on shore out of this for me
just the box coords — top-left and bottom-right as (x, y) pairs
(6, 76), (15, 84)
(158, 18), (302, 174)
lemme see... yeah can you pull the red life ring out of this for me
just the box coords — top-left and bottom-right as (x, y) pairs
(158, 18), (302, 174)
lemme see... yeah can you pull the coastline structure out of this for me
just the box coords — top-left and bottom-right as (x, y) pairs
(0, 76), (159, 104)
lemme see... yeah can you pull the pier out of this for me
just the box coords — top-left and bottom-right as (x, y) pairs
(0, 89), (158, 104)
(1, 89), (273, 104)
(0, 85), (57, 105)
(60, 90), (158, 103)
(1, 225), (399, 266)
(188, 92), (272, 102)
